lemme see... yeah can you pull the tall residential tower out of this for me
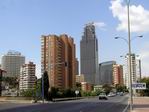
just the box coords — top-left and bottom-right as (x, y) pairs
(126, 54), (137, 88)
(80, 23), (99, 85)
(41, 34), (76, 89)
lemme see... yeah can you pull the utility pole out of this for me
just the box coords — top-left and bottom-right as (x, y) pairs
(126, 0), (133, 110)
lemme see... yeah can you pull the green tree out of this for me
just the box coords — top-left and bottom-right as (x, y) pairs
(20, 89), (35, 97)
(50, 87), (59, 98)
(2, 77), (18, 89)
(115, 84), (127, 92)
(140, 77), (149, 96)
(76, 82), (81, 90)
(35, 78), (42, 98)
(63, 88), (75, 97)
(102, 84), (112, 95)
(43, 71), (49, 100)
(95, 89), (102, 95)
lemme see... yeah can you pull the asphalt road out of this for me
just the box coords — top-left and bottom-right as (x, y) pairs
(0, 95), (129, 112)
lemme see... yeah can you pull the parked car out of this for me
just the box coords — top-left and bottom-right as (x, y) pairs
(99, 93), (108, 100)
(120, 92), (124, 96)
(108, 92), (116, 97)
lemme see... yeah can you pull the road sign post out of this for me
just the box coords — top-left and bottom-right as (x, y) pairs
(132, 83), (146, 90)
(75, 90), (79, 98)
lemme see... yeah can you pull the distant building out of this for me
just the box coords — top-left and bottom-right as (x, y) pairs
(113, 64), (123, 85)
(136, 59), (142, 81)
(41, 34), (76, 89)
(94, 85), (103, 91)
(76, 74), (85, 83)
(1, 51), (25, 77)
(126, 54), (137, 88)
(99, 61), (116, 85)
(80, 23), (99, 85)
(19, 62), (36, 90)
(81, 82), (92, 92)
(75, 58), (79, 75)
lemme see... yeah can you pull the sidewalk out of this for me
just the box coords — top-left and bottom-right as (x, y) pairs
(132, 97), (149, 112)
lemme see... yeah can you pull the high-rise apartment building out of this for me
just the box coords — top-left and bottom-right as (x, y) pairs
(75, 58), (79, 75)
(41, 34), (76, 89)
(1, 51), (25, 77)
(99, 61), (116, 85)
(19, 62), (36, 90)
(80, 23), (99, 85)
(126, 54), (137, 88)
(113, 64), (123, 85)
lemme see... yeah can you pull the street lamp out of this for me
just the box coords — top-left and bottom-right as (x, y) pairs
(114, 0), (143, 110)
(115, 35), (143, 44)
(115, 38), (142, 111)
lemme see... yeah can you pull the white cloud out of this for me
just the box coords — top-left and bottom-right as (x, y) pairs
(93, 22), (106, 31)
(93, 22), (106, 27)
(139, 43), (149, 76)
(110, 0), (149, 32)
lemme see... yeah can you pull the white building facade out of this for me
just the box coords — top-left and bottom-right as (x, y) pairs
(19, 62), (36, 90)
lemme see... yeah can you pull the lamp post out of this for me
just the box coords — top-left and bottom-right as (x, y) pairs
(115, 37), (142, 111)
(115, 0), (143, 110)
(115, 0), (142, 108)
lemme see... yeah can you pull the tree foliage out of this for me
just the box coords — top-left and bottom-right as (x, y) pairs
(2, 77), (18, 88)
(20, 89), (36, 97)
(43, 71), (49, 100)
(102, 84), (112, 95)
(140, 77), (149, 96)
(115, 84), (127, 92)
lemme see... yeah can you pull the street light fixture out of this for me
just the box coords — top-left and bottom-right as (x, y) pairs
(115, 35), (143, 44)
(114, 0), (143, 111)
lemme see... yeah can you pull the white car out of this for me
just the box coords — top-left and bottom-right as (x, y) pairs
(107, 92), (116, 97)
(99, 93), (108, 100)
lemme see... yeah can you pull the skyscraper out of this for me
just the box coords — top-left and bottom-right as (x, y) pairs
(41, 34), (76, 89)
(75, 58), (79, 75)
(99, 61), (116, 85)
(19, 62), (36, 90)
(1, 51), (25, 77)
(80, 23), (99, 85)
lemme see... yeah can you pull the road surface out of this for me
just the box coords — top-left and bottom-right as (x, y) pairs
(0, 95), (129, 112)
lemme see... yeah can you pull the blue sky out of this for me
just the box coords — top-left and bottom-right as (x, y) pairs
(0, 0), (149, 78)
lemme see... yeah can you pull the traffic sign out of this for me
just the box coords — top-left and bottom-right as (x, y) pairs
(75, 90), (79, 95)
(132, 83), (146, 89)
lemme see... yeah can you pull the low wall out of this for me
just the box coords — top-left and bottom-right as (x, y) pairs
(0, 96), (33, 101)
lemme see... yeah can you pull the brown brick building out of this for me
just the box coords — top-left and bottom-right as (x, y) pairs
(41, 34), (76, 89)
(113, 64), (123, 85)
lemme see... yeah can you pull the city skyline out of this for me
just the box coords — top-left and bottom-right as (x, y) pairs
(0, 0), (149, 78)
